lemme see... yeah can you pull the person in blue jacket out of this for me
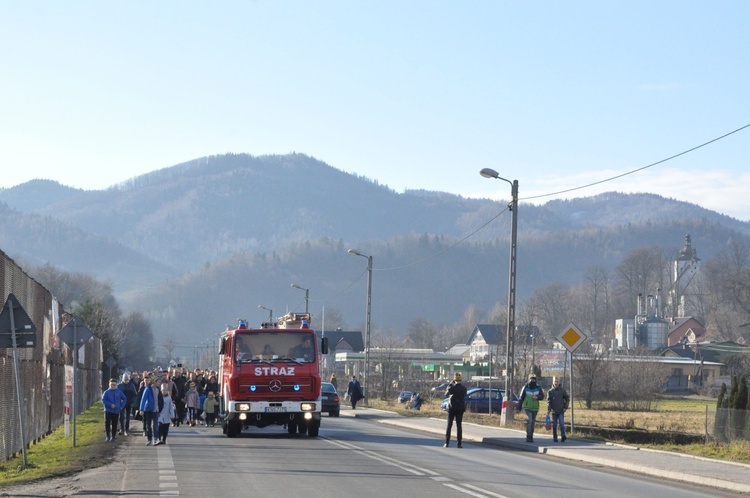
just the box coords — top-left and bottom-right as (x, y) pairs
(138, 376), (163, 445)
(102, 379), (127, 442)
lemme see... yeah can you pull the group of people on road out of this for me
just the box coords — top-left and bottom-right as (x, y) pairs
(443, 371), (569, 448)
(102, 366), (222, 445)
(107, 365), (570, 448)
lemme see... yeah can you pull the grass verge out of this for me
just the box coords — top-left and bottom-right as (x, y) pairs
(0, 401), (114, 488)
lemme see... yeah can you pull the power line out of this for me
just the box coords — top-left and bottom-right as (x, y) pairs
(330, 123), (750, 292)
(521, 123), (750, 201)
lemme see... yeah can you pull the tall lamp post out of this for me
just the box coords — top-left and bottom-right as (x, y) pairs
(348, 249), (372, 405)
(258, 305), (273, 324)
(480, 167), (518, 425)
(291, 284), (309, 314)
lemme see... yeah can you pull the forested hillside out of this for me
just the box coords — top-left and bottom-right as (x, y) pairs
(1, 153), (748, 349)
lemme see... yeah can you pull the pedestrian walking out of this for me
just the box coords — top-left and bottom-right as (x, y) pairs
(184, 381), (200, 426)
(443, 373), (467, 448)
(158, 384), (176, 444)
(203, 392), (219, 427)
(138, 376), (162, 446)
(346, 376), (363, 410)
(517, 373), (545, 442)
(547, 376), (569, 443)
(102, 379), (127, 442)
(117, 373), (137, 436)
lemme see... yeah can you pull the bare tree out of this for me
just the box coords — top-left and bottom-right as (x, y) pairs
(703, 240), (750, 342)
(528, 283), (571, 342)
(370, 331), (408, 400)
(612, 247), (668, 319)
(120, 312), (156, 371)
(608, 347), (664, 411)
(407, 317), (437, 350)
(311, 306), (346, 332)
(573, 343), (611, 408)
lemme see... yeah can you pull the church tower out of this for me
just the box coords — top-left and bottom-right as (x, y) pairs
(669, 234), (700, 318)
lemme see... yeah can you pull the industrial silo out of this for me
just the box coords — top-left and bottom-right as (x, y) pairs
(640, 318), (669, 350)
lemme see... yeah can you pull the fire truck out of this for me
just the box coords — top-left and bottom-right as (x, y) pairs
(218, 312), (327, 437)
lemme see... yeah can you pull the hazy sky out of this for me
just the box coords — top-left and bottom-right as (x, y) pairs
(2, 2), (748, 220)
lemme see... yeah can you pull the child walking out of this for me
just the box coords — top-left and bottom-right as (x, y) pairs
(102, 378), (127, 442)
(184, 382), (200, 426)
(158, 384), (176, 444)
(203, 392), (219, 427)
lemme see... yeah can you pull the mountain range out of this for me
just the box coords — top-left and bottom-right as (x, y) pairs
(1, 153), (749, 350)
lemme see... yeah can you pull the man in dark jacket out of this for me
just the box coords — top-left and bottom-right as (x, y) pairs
(346, 376), (363, 409)
(444, 372), (468, 448)
(172, 369), (187, 426)
(547, 376), (569, 442)
(117, 373), (138, 435)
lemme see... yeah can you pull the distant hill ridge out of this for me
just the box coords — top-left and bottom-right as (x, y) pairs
(1, 152), (748, 342)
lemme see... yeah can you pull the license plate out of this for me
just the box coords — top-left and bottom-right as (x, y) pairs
(265, 407), (286, 413)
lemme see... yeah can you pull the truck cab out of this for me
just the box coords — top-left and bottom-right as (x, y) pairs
(218, 313), (327, 437)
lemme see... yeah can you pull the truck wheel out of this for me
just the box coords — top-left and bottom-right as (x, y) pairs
(308, 423), (320, 437)
(287, 422), (297, 434)
(331, 411), (340, 417)
(226, 420), (241, 438)
(297, 424), (308, 435)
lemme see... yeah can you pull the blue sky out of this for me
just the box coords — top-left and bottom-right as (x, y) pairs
(2, 2), (748, 220)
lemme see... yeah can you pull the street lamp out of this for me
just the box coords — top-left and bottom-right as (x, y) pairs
(258, 305), (273, 324)
(348, 249), (372, 405)
(291, 284), (309, 314)
(480, 167), (518, 425)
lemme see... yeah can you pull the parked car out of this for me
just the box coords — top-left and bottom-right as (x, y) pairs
(431, 382), (451, 394)
(397, 391), (413, 403)
(441, 387), (519, 414)
(321, 382), (340, 416)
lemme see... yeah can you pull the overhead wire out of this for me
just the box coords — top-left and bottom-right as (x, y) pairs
(374, 122), (750, 273)
(319, 123), (750, 304)
(520, 122), (750, 201)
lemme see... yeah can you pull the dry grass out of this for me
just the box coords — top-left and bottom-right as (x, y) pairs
(566, 397), (714, 433)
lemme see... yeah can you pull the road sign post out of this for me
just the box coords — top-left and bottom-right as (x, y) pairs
(556, 323), (587, 432)
(58, 317), (94, 448)
(0, 293), (38, 469)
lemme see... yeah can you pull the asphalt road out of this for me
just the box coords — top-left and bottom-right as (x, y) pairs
(1, 415), (743, 498)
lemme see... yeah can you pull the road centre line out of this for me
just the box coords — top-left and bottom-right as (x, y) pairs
(157, 445), (180, 496)
(461, 483), (510, 498)
(443, 483), (494, 497)
(324, 437), (439, 476)
(323, 436), (504, 497)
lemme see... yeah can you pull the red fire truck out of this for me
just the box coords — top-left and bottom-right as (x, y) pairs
(218, 312), (327, 437)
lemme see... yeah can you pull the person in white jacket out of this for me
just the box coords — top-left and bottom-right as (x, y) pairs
(158, 384), (176, 444)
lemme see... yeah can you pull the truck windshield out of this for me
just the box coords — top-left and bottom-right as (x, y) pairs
(235, 332), (316, 363)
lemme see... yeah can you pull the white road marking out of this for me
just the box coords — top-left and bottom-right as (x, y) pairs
(157, 445), (180, 496)
(323, 436), (507, 497)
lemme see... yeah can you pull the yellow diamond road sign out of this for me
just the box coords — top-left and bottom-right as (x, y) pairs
(557, 323), (587, 353)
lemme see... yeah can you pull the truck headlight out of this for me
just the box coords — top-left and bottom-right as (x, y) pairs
(301, 403), (316, 411)
(237, 403), (251, 411)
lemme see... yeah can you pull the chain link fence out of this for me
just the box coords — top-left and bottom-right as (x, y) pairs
(709, 407), (750, 442)
(1, 250), (102, 461)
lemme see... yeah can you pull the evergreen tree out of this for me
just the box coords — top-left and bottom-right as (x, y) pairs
(714, 382), (728, 442)
(737, 376), (748, 437)
(728, 376), (739, 439)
